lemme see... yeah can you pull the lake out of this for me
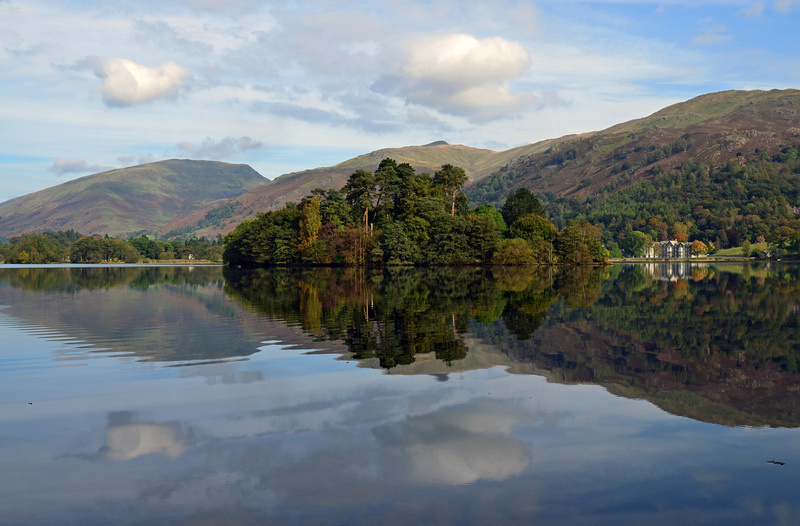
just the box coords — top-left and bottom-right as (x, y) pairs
(1, 263), (799, 525)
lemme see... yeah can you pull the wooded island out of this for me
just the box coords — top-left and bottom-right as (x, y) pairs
(222, 159), (606, 267)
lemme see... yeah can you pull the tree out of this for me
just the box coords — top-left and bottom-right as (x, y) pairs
(433, 164), (468, 216)
(473, 204), (507, 236)
(299, 196), (322, 258)
(378, 222), (416, 264)
(509, 213), (558, 243)
(344, 169), (375, 231)
(620, 231), (650, 257)
(373, 158), (401, 221)
(508, 213), (558, 262)
(741, 239), (751, 257)
(492, 239), (537, 265)
(223, 206), (302, 267)
(70, 236), (105, 263)
(7, 233), (66, 263)
(469, 213), (501, 262)
(316, 188), (350, 228)
(555, 221), (605, 265)
(690, 240), (708, 256)
(424, 214), (473, 264)
(501, 188), (545, 226)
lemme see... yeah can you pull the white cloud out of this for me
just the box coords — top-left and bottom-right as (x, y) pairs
(175, 136), (264, 159)
(691, 24), (733, 47)
(49, 159), (112, 176)
(738, 2), (765, 18)
(774, 0), (799, 13)
(399, 34), (533, 121)
(88, 57), (191, 107)
(403, 34), (530, 87)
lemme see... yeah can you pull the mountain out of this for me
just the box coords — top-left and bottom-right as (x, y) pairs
(0, 160), (267, 238)
(158, 140), (569, 238)
(468, 88), (800, 204)
(3, 89), (798, 240)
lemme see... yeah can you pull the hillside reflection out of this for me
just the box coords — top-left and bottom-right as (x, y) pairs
(0, 265), (311, 363)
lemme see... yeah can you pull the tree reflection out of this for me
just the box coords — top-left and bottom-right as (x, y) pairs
(0, 265), (225, 291)
(223, 266), (607, 369)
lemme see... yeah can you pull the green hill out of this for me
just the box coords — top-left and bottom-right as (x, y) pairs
(0, 160), (267, 238)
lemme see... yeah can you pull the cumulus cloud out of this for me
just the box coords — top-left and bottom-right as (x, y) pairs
(88, 57), (191, 107)
(403, 34), (529, 87)
(395, 34), (532, 122)
(49, 158), (112, 175)
(175, 136), (264, 159)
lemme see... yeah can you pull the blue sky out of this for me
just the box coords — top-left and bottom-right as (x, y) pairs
(1, 0), (799, 202)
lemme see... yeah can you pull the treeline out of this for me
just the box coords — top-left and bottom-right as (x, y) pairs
(223, 159), (607, 267)
(544, 147), (800, 256)
(0, 231), (223, 264)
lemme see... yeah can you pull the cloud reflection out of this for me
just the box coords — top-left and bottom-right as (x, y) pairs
(375, 399), (531, 485)
(95, 413), (191, 462)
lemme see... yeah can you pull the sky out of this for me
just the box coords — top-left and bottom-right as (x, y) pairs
(1, 0), (799, 203)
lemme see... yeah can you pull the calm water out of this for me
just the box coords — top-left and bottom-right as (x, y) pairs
(1, 263), (800, 525)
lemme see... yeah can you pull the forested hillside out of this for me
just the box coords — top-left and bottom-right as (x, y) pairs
(468, 89), (800, 254)
(546, 148), (800, 253)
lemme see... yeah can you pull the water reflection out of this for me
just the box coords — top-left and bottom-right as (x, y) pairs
(2, 264), (800, 427)
(2, 264), (800, 524)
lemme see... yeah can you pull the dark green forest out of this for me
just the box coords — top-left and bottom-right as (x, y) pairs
(0, 230), (223, 264)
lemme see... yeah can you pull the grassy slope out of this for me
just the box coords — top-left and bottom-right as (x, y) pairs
(0, 160), (266, 238)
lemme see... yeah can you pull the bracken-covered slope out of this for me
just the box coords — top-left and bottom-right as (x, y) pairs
(468, 89), (800, 205)
(0, 160), (267, 238)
